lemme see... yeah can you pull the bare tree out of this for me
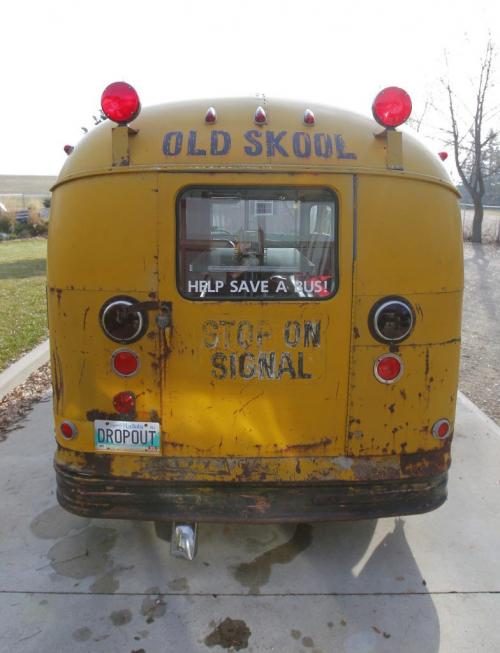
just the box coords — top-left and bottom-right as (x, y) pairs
(443, 39), (498, 243)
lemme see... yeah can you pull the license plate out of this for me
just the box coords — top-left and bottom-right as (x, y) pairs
(94, 420), (161, 454)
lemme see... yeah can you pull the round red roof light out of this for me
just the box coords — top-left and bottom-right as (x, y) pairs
(438, 151), (449, 161)
(372, 87), (412, 128)
(101, 81), (141, 124)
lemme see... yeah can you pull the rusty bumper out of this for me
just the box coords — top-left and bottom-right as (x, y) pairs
(55, 462), (447, 523)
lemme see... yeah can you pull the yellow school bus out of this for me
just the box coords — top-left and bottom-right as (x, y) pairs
(48, 83), (462, 558)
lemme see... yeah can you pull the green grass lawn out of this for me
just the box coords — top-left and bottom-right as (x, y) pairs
(0, 238), (48, 372)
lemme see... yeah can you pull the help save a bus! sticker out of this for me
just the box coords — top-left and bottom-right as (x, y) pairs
(94, 420), (161, 454)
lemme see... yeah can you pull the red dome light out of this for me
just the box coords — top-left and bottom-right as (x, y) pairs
(205, 107), (217, 123)
(304, 109), (315, 125)
(101, 81), (141, 124)
(112, 349), (139, 376)
(374, 354), (403, 383)
(63, 145), (74, 155)
(255, 106), (267, 124)
(113, 391), (136, 414)
(438, 151), (449, 161)
(372, 87), (412, 128)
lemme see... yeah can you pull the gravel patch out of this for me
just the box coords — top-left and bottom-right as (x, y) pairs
(461, 242), (500, 424)
(0, 363), (51, 440)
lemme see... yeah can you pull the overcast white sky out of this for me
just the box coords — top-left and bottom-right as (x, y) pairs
(1, 0), (498, 176)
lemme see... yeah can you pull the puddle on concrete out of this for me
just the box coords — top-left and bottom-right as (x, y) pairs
(167, 577), (189, 592)
(30, 505), (90, 540)
(47, 526), (117, 579)
(204, 618), (251, 651)
(90, 569), (120, 593)
(110, 609), (132, 626)
(141, 591), (167, 624)
(72, 627), (92, 642)
(232, 524), (313, 593)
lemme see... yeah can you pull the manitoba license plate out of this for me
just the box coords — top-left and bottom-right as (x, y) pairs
(94, 420), (161, 454)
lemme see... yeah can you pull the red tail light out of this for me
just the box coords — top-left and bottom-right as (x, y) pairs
(432, 419), (451, 440)
(112, 350), (139, 376)
(113, 391), (136, 414)
(60, 420), (78, 439)
(374, 354), (403, 383)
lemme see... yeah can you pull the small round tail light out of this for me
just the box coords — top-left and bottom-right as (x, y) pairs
(113, 391), (136, 414)
(372, 87), (412, 128)
(370, 298), (414, 343)
(374, 354), (403, 383)
(60, 420), (78, 440)
(112, 350), (139, 376)
(432, 419), (451, 440)
(101, 81), (141, 125)
(100, 298), (147, 344)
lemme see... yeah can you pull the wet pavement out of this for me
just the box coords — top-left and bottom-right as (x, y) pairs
(1, 394), (500, 652)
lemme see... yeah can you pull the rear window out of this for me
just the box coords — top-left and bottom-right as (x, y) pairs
(177, 186), (338, 300)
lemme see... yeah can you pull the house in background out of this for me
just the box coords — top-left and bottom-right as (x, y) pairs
(0, 175), (57, 220)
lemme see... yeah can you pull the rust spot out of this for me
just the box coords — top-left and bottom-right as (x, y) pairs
(51, 350), (64, 412)
(400, 389), (407, 400)
(233, 393), (264, 415)
(400, 442), (451, 476)
(295, 459), (301, 474)
(149, 409), (160, 422)
(147, 331), (156, 340)
(72, 450), (113, 477)
(353, 327), (360, 339)
(388, 403), (395, 414)
(82, 307), (90, 331)
(282, 438), (332, 452)
(86, 409), (136, 421)
(425, 349), (430, 376)
(148, 291), (157, 299)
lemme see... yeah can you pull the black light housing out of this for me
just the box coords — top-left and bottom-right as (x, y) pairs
(369, 297), (414, 343)
(100, 297), (147, 344)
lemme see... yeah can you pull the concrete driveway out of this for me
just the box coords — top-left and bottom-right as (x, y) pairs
(1, 393), (499, 653)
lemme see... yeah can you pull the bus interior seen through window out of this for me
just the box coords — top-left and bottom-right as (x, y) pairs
(177, 187), (338, 301)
